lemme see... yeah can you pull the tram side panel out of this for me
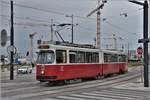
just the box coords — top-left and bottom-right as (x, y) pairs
(119, 62), (128, 73)
(102, 63), (119, 76)
(54, 64), (101, 80)
(36, 64), (103, 81)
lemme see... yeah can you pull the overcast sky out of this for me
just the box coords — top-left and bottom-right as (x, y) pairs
(0, 0), (150, 56)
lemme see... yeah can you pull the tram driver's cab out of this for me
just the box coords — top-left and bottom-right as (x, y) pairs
(36, 50), (55, 64)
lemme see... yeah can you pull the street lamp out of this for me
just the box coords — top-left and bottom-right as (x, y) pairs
(129, 0), (149, 87)
(66, 14), (74, 43)
(29, 32), (37, 67)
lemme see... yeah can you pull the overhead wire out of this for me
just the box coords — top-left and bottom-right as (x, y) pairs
(0, 14), (60, 27)
(1, 0), (141, 37)
(1, 1), (95, 20)
(103, 20), (136, 34)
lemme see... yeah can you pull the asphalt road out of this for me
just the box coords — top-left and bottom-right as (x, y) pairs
(1, 67), (150, 100)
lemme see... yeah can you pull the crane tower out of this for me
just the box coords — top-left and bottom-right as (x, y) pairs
(87, 0), (107, 50)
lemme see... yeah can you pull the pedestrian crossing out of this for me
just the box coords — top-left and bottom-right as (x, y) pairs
(42, 88), (150, 100)
(2, 80), (150, 100)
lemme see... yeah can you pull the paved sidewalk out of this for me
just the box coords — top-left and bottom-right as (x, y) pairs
(115, 65), (150, 91)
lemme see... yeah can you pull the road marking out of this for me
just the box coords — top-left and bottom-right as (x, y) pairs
(71, 94), (117, 100)
(57, 96), (87, 100)
(2, 86), (39, 94)
(1, 81), (38, 87)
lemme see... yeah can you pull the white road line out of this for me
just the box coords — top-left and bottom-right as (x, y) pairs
(90, 91), (146, 99)
(43, 98), (60, 100)
(1, 81), (38, 87)
(2, 86), (39, 94)
(70, 94), (117, 100)
(97, 89), (150, 97)
(77, 93), (133, 100)
(57, 96), (87, 100)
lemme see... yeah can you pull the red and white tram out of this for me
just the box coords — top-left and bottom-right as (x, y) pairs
(36, 41), (128, 83)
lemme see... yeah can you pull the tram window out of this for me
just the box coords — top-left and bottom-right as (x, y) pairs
(111, 54), (118, 62)
(118, 55), (126, 62)
(86, 52), (92, 63)
(36, 50), (55, 64)
(104, 53), (111, 62)
(92, 53), (99, 63)
(77, 51), (85, 63)
(104, 53), (117, 62)
(56, 50), (67, 63)
(69, 51), (77, 63)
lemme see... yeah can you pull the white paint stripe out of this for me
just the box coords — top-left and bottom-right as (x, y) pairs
(71, 94), (115, 100)
(81, 92), (133, 100)
(57, 96), (87, 100)
(1, 97), (17, 100)
(43, 98), (59, 100)
(94, 90), (150, 98)
(1, 81), (38, 87)
(2, 86), (39, 94)
(83, 92), (139, 99)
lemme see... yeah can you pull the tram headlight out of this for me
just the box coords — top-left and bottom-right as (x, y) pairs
(41, 70), (44, 74)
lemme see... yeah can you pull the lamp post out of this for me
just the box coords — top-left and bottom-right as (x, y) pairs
(129, 0), (149, 87)
(29, 32), (37, 66)
(66, 14), (74, 43)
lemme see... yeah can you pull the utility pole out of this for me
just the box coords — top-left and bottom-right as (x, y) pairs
(29, 32), (37, 66)
(50, 19), (54, 43)
(127, 42), (130, 61)
(10, 0), (14, 80)
(66, 14), (74, 43)
(71, 15), (73, 43)
(113, 34), (117, 50)
(97, 0), (101, 50)
(129, 0), (149, 87)
(142, 0), (149, 87)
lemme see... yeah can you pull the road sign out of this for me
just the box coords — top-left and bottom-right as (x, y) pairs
(7, 45), (17, 55)
(137, 47), (143, 55)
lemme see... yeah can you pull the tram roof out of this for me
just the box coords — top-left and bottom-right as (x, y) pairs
(102, 49), (125, 55)
(47, 44), (100, 52)
(38, 41), (125, 55)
